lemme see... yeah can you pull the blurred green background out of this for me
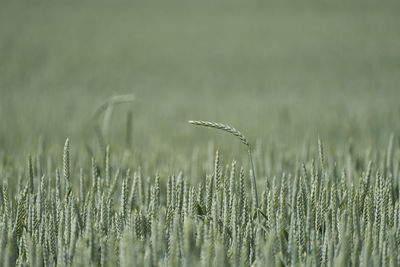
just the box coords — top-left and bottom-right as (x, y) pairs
(1, 0), (399, 166)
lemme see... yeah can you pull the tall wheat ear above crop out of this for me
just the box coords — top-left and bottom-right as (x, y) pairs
(188, 120), (261, 226)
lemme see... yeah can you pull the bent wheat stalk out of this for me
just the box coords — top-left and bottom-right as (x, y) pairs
(93, 94), (136, 120)
(92, 94), (135, 148)
(188, 120), (260, 225)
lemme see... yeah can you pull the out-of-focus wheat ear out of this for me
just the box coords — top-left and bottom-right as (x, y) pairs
(318, 137), (325, 167)
(318, 137), (326, 184)
(15, 183), (28, 241)
(91, 158), (97, 191)
(214, 150), (221, 193)
(79, 168), (84, 203)
(154, 173), (160, 208)
(105, 145), (111, 187)
(121, 176), (128, 222)
(386, 133), (394, 176)
(63, 138), (70, 183)
(28, 155), (34, 194)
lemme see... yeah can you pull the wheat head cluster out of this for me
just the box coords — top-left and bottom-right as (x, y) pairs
(0, 120), (399, 267)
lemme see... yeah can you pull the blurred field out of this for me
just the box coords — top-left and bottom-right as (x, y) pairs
(1, 0), (400, 160)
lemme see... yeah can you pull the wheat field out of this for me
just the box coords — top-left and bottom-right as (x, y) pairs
(1, 0), (400, 266)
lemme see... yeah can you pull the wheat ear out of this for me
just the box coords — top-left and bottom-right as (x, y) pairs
(188, 120), (260, 225)
(188, 120), (249, 146)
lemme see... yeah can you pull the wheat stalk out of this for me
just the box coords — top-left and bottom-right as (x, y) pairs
(188, 120), (260, 225)
(92, 94), (135, 148)
(93, 94), (136, 119)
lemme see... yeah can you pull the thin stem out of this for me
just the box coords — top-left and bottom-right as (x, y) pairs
(248, 147), (260, 225)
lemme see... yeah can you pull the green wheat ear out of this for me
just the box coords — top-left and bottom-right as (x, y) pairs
(188, 120), (260, 225)
(188, 120), (249, 146)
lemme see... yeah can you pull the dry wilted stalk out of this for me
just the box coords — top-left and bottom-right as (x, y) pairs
(188, 120), (260, 225)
